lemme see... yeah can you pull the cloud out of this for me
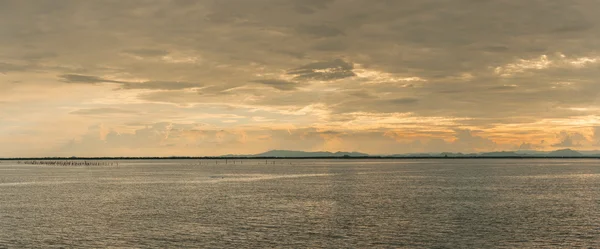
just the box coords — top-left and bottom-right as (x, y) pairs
(0, 62), (29, 73)
(59, 74), (200, 90)
(291, 0), (335, 14)
(296, 24), (345, 37)
(311, 39), (347, 51)
(252, 79), (298, 91)
(2, 0), (600, 156)
(592, 127), (600, 145)
(482, 46), (510, 53)
(452, 129), (497, 151)
(19, 52), (58, 61)
(383, 129), (498, 153)
(518, 142), (540, 150)
(552, 136), (577, 147)
(121, 81), (201, 90)
(345, 90), (377, 99)
(59, 74), (124, 84)
(551, 22), (594, 33)
(70, 108), (138, 115)
(123, 48), (169, 57)
(488, 85), (518, 91)
(388, 98), (419, 105)
(552, 131), (588, 148)
(57, 124), (351, 156)
(287, 59), (356, 81)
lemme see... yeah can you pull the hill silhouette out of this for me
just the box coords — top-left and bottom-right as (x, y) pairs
(221, 148), (598, 158)
(546, 149), (583, 157)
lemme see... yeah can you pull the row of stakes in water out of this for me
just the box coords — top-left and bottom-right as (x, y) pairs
(17, 161), (118, 166)
(16, 160), (298, 166)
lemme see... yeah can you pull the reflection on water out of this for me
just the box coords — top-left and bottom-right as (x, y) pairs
(1, 159), (599, 248)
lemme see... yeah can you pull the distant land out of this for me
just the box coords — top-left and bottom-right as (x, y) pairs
(223, 148), (600, 158)
(222, 150), (369, 158)
(2, 149), (600, 160)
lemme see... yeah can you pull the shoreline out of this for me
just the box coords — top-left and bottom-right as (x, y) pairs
(1, 156), (599, 160)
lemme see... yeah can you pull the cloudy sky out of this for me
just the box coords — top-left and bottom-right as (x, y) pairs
(1, 0), (599, 157)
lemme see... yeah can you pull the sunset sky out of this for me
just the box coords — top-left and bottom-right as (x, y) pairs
(1, 0), (599, 157)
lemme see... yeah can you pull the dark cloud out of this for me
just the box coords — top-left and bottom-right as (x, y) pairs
(551, 22), (594, 33)
(482, 46), (510, 53)
(269, 49), (306, 59)
(287, 59), (356, 81)
(291, 0), (335, 14)
(0, 62), (29, 73)
(311, 39), (347, 51)
(59, 74), (200, 90)
(296, 25), (344, 37)
(123, 48), (169, 57)
(197, 85), (243, 95)
(252, 79), (298, 91)
(345, 90), (377, 99)
(59, 74), (124, 84)
(389, 98), (419, 105)
(292, 5), (317, 15)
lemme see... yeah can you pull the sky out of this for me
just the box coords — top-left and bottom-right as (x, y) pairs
(1, 0), (600, 157)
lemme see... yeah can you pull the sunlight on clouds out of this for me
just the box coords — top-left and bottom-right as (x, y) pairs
(2, 0), (600, 156)
(551, 81), (575, 89)
(536, 116), (600, 127)
(568, 56), (599, 67)
(161, 55), (200, 64)
(315, 112), (471, 133)
(495, 54), (600, 77)
(275, 103), (331, 117)
(85, 88), (149, 105)
(566, 107), (600, 112)
(494, 55), (551, 77)
(354, 66), (426, 84)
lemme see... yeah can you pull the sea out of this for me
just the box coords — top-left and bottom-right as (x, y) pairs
(1, 159), (599, 248)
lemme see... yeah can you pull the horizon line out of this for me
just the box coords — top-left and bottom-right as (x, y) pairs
(2, 156), (600, 160)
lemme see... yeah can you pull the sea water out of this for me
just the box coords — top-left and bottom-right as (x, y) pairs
(1, 159), (599, 248)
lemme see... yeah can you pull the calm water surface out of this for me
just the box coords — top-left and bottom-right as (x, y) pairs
(1, 159), (599, 248)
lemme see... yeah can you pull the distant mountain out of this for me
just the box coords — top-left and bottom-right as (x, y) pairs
(546, 149), (583, 157)
(440, 152), (465, 157)
(388, 153), (433, 157)
(479, 151), (523, 157)
(516, 150), (548, 155)
(578, 150), (600, 155)
(223, 150), (369, 158)
(220, 149), (596, 158)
